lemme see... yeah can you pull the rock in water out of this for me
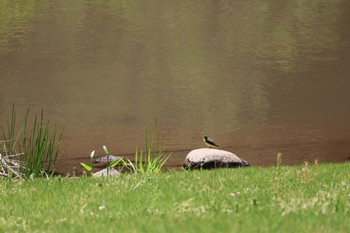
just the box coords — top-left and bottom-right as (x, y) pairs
(183, 148), (249, 169)
(95, 155), (122, 163)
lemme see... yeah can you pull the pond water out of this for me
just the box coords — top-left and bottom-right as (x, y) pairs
(1, 0), (350, 173)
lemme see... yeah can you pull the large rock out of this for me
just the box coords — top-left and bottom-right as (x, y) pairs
(183, 148), (249, 169)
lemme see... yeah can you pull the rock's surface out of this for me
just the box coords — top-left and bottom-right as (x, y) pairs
(95, 155), (122, 163)
(183, 148), (249, 169)
(93, 168), (120, 177)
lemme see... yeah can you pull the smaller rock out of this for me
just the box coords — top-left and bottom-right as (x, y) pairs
(93, 168), (120, 177)
(95, 155), (122, 163)
(183, 148), (249, 169)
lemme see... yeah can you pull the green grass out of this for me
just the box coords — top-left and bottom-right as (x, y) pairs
(0, 162), (349, 233)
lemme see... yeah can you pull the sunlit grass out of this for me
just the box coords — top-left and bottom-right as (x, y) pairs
(0, 162), (349, 233)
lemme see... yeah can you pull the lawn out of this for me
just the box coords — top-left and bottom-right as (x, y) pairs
(0, 162), (349, 233)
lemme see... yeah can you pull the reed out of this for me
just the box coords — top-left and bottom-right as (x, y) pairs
(0, 105), (62, 178)
(131, 123), (170, 174)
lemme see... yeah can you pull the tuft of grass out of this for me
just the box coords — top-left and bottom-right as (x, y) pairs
(0, 105), (62, 179)
(130, 123), (170, 174)
(21, 110), (63, 177)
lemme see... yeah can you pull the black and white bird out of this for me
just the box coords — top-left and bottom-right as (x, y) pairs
(203, 135), (220, 148)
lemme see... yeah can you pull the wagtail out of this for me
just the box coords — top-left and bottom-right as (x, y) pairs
(203, 135), (220, 148)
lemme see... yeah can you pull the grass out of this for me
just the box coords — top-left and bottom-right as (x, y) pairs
(0, 162), (349, 233)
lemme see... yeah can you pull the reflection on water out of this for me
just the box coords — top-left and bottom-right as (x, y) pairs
(1, 0), (350, 173)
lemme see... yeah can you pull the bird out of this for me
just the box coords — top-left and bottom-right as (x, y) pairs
(203, 135), (220, 148)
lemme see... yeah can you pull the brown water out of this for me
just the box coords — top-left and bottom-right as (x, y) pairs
(1, 0), (350, 173)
